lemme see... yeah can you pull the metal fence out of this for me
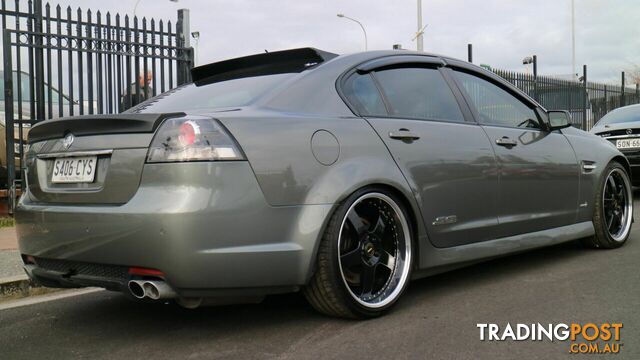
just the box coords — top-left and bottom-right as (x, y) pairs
(492, 68), (640, 130)
(0, 0), (194, 208)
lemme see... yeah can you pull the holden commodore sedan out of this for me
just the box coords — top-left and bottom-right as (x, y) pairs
(16, 48), (633, 318)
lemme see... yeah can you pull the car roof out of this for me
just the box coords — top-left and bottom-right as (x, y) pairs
(189, 48), (459, 85)
(186, 48), (543, 115)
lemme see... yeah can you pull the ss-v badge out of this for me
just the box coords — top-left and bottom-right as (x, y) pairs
(432, 215), (457, 226)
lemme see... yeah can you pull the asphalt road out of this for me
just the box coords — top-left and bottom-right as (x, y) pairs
(1, 202), (639, 360)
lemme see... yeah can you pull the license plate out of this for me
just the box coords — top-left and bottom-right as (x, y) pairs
(616, 139), (640, 149)
(51, 156), (97, 183)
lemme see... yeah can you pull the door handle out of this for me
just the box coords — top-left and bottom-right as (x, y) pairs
(495, 137), (517, 147)
(389, 129), (420, 141)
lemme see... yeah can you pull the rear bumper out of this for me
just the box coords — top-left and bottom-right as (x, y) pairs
(15, 162), (331, 297)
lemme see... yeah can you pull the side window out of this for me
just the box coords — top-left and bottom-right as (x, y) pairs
(342, 73), (387, 116)
(373, 67), (464, 122)
(452, 70), (540, 129)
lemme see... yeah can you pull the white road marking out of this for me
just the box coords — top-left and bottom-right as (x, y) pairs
(0, 288), (104, 311)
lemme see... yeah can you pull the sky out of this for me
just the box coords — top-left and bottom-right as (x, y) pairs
(15, 0), (640, 83)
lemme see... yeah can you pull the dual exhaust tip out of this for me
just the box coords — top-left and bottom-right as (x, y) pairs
(128, 280), (176, 300)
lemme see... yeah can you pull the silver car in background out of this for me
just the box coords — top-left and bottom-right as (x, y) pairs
(590, 104), (640, 186)
(16, 48), (633, 318)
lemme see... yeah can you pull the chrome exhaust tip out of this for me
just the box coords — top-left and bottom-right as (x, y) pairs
(142, 280), (177, 300)
(128, 280), (146, 299)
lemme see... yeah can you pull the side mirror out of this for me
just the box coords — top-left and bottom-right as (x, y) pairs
(547, 110), (572, 130)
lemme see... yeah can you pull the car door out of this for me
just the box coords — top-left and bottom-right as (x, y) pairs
(448, 68), (580, 238)
(341, 58), (500, 247)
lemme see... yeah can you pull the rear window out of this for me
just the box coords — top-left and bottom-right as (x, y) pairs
(130, 73), (293, 113)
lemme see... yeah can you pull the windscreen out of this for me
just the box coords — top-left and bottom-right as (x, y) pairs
(129, 73), (293, 113)
(596, 105), (640, 126)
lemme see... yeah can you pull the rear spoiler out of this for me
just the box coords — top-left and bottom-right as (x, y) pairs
(28, 113), (185, 143)
(190, 47), (338, 85)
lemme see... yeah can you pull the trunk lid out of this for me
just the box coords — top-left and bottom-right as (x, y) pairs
(25, 113), (183, 204)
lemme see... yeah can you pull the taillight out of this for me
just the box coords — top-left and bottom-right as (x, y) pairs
(146, 116), (245, 163)
(178, 121), (198, 146)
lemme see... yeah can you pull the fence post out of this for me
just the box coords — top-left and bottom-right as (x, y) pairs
(604, 84), (608, 114)
(33, 0), (45, 121)
(621, 71), (625, 107)
(532, 55), (538, 102)
(3, 29), (15, 200)
(176, 8), (193, 85)
(467, 43), (472, 63)
(582, 64), (587, 130)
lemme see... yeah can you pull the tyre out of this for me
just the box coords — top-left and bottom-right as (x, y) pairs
(304, 187), (414, 318)
(582, 161), (633, 249)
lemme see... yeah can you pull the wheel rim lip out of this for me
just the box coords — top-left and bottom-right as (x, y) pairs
(337, 192), (412, 309)
(603, 168), (633, 242)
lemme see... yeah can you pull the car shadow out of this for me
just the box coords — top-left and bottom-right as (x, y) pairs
(55, 240), (593, 328)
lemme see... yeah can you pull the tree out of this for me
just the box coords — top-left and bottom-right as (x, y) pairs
(626, 64), (640, 85)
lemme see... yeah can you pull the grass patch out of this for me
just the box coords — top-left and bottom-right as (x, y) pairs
(0, 217), (14, 228)
(0, 285), (65, 303)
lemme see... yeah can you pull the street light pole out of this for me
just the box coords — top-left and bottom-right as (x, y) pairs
(571, 0), (576, 80)
(337, 13), (368, 51)
(417, 0), (424, 52)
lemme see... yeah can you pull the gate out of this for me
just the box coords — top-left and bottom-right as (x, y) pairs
(1, 0), (194, 211)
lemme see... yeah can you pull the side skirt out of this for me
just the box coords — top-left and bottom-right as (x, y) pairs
(413, 221), (594, 279)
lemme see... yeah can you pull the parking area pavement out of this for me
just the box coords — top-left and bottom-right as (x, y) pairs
(0, 250), (23, 280)
(0, 227), (24, 281)
(0, 227), (16, 251)
(0, 200), (638, 359)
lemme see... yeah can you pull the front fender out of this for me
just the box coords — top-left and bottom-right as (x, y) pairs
(562, 127), (627, 222)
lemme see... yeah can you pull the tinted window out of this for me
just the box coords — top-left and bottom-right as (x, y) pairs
(453, 70), (540, 129)
(130, 73), (293, 113)
(374, 67), (464, 122)
(342, 73), (387, 116)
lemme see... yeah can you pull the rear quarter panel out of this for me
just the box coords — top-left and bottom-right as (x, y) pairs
(217, 111), (414, 207)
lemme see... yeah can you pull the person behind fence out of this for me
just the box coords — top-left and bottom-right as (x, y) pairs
(121, 71), (153, 108)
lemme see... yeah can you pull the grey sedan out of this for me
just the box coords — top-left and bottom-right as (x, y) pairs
(15, 48), (633, 318)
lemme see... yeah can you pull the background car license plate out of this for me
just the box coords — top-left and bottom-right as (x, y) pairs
(616, 139), (640, 149)
(51, 156), (97, 183)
